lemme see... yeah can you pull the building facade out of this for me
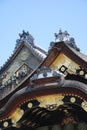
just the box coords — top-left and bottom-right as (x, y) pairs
(0, 30), (87, 130)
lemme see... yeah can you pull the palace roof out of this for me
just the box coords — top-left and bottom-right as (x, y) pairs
(0, 30), (87, 130)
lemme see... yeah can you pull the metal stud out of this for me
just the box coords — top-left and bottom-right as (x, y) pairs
(85, 74), (87, 79)
(79, 70), (84, 76)
(27, 102), (33, 108)
(70, 97), (76, 103)
(3, 121), (8, 128)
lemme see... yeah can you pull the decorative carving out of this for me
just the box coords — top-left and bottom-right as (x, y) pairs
(37, 94), (64, 111)
(15, 64), (30, 78)
(54, 29), (80, 51)
(55, 29), (70, 42)
(1, 71), (10, 83)
(15, 30), (35, 50)
(81, 101), (87, 112)
(10, 108), (24, 124)
(20, 51), (29, 61)
(0, 64), (32, 100)
(51, 53), (81, 76)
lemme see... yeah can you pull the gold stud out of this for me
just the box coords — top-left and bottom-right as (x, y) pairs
(3, 121), (8, 128)
(70, 97), (76, 103)
(85, 74), (87, 79)
(27, 102), (33, 108)
(61, 67), (65, 72)
(79, 70), (84, 76)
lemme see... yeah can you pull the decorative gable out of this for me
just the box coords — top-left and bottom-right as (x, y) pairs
(0, 31), (47, 100)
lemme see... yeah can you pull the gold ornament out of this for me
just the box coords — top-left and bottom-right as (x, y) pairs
(70, 97), (76, 103)
(27, 102), (33, 108)
(3, 121), (8, 128)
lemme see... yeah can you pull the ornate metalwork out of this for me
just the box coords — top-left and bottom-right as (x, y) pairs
(76, 68), (87, 79)
(10, 108), (24, 124)
(37, 94), (64, 111)
(70, 97), (76, 103)
(81, 101), (87, 112)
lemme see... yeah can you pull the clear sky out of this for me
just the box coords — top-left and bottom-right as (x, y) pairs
(0, 0), (87, 67)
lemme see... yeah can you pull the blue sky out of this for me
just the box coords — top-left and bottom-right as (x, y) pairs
(0, 0), (87, 67)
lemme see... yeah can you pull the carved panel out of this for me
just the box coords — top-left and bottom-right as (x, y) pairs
(1, 46), (41, 86)
(51, 53), (80, 76)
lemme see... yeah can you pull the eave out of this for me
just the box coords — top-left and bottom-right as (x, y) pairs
(43, 41), (87, 70)
(0, 76), (87, 129)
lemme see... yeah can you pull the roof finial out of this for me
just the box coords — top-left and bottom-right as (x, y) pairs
(15, 30), (34, 50)
(54, 29), (70, 42)
(54, 29), (80, 51)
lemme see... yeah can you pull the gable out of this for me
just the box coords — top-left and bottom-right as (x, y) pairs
(0, 44), (43, 100)
(0, 45), (41, 83)
(51, 53), (80, 75)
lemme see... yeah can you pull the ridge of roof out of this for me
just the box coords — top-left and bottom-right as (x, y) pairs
(23, 41), (47, 60)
